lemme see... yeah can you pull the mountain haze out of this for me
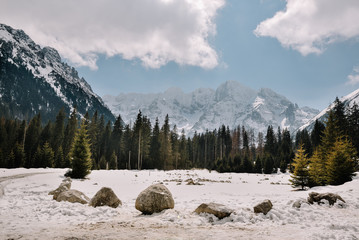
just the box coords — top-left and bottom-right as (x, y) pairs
(0, 23), (114, 123)
(104, 81), (319, 135)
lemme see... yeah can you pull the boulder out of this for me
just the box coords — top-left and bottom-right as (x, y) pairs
(56, 189), (90, 204)
(135, 184), (175, 214)
(186, 179), (202, 185)
(194, 202), (233, 219)
(254, 199), (273, 215)
(292, 199), (306, 208)
(89, 187), (122, 208)
(49, 181), (72, 200)
(307, 192), (345, 205)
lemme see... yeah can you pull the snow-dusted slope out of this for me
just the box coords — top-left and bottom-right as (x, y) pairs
(104, 81), (318, 135)
(0, 23), (114, 122)
(299, 87), (359, 132)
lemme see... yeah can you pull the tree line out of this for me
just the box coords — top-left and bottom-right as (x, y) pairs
(0, 97), (358, 185)
(291, 97), (359, 188)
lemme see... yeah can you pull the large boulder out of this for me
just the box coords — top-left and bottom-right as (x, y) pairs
(307, 192), (345, 205)
(194, 203), (233, 219)
(254, 199), (273, 215)
(49, 181), (71, 200)
(89, 187), (122, 208)
(56, 189), (90, 204)
(135, 184), (175, 214)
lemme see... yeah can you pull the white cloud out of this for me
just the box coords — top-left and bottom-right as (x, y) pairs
(347, 65), (359, 85)
(0, 0), (224, 70)
(254, 0), (359, 55)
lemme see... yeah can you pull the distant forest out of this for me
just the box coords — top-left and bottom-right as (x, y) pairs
(0, 97), (358, 185)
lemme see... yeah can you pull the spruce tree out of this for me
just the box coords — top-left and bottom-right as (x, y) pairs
(290, 145), (309, 190)
(109, 151), (117, 170)
(326, 138), (357, 185)
(254, 155), (263, 174)
(70, 121), (92, 179)
(41, 142), (54, 168)
(308, 150), (326, 187)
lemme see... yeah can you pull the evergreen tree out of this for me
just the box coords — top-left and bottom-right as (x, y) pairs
(263, 155), (274, 174)
(254, 155), (263, 174)
(99, 155), (107, 169)
(54, 146), (64, 168)
(308, 150), (326, 186)
(41, 142), (54, 168)
(326, 138), (357, 185)
(63, 108), (78, 167)
(290, 145), (309, 190)
(70, 120), (92, 179)
(160, 115), (172, 170)
(13, 142), (25, 168)
(109, 151), (117, 170)
(311, 120), (325, 149)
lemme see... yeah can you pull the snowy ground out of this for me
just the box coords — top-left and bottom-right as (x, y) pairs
(0, 168), (358, 240)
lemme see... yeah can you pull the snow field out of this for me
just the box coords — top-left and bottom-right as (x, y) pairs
(0, 168), (358, 239)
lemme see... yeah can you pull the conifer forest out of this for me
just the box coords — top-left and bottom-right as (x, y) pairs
(0, 97), (358, 186)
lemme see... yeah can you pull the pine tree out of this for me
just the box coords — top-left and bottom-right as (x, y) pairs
(99, 155), (107, 169)
(70, 120), (92, 179)
(254, 155), (263, 174)
(290, 145), (309, 190)
(326, 138), (357, 185)
(109, 151), (117, 170)
(41, 142), (54, 168)
(308, 150), (326, 187)
(263, 155), (274, 174)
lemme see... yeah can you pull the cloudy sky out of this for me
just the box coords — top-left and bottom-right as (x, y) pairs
(1, 0), (359, 110)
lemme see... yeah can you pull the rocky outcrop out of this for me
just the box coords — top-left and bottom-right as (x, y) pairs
(49, 178), (72, 200)
(254, 199), (273, 215)
(135, 184), (175, 214)
(56, 189), (90, 204)
(89, 187), (122, 208)
(194, 203), (233, 219)
(307, 192), (345, 205)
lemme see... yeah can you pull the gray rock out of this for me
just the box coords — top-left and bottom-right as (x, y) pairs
(307, 192), (345, 205)
(56, 189), (90, 204)
(49, 181), (72, 200)
(254, 199), (273, 215)
(135, 184), (174, 214)
(194, 202), (233, 219)
(89, 187), (122, 208)
(292, 199), (306, 208)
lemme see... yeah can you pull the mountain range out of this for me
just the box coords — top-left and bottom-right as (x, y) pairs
(104, 81), (319, 136)
(0, 23), (114, 123)
(299, 88), (359, 132)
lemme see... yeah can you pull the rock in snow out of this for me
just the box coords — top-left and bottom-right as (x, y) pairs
(56, 189), (90, 204)
(135, 184), (175, 214)
(49, 179), (72, 200)
(307, 192), (345, 205)
(194, 202), (233, 219)
(254, 199), (273, 215)
(89, 187), (122, 208)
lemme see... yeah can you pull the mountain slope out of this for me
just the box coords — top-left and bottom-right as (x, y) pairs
(0, 23), (115, 123)
(104, 81), (319, 135)
(299, 88), (359, 132)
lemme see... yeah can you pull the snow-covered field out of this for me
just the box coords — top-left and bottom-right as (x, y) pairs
(1, 168), (358, 240)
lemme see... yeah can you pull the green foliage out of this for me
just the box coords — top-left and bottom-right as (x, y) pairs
(70, 121), (92, 179)
(290, 145), (309, 190)
(326, 138), (357, 185)
(308, 150), (327, 187)
(109, 151), (117, 170)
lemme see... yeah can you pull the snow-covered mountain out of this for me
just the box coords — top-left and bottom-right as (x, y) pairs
(299, 88), (359, 132)
(0, 23), (114, 122)
(104, 81), (319, 135)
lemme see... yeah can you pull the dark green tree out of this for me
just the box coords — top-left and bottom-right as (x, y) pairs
(70, 120), (92, 179)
